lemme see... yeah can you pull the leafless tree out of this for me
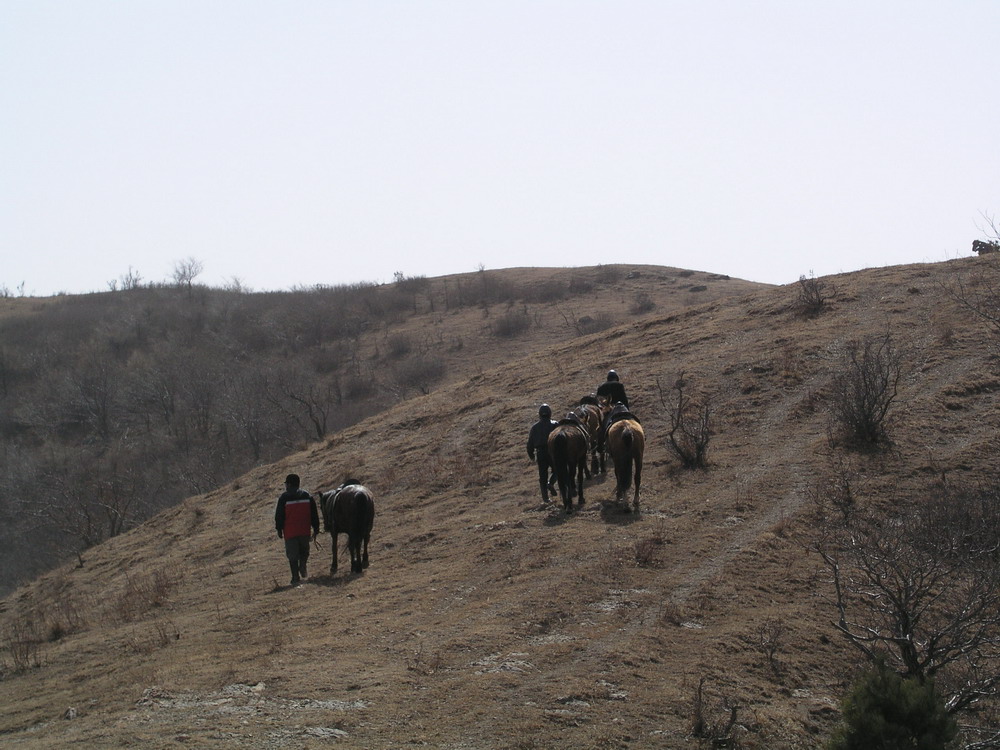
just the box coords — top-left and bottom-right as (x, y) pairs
(815, 481), (1000, 742)
(120, 266), (143, 291)
(171, 257), (204, 293)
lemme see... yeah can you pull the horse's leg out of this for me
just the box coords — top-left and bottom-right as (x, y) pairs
(633, 454), (642, 513)
(362, 530), (370, 568)
(576, 455), (585, 505)
(348, 534), (359, 573)
(330, 525), (338, 574)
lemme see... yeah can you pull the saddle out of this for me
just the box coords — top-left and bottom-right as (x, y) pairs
(607, 407), (640, 425)
(558, 414), (584, 427)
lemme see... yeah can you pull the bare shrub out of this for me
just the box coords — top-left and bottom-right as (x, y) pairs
(524, 280), (567, 303)
(630, 292), (656, 315)
(755, 618), (787, 675)
(807, 458), (860, 523)
(386, 332), (413, 358)
(109, 569), (176, 625)
(342, 371), (375, 400)
(575, 313), (615, 336)
(395, 356), (445, 395)
(815, 479), (1000, 731)
(942, 248), (1000, 348)
(596, 265), (624, 284)
(491, 309), (532, 338)
(795, 273), (834, 317)
(829, 331), (903, 449)
(2, 616), (43, 673)
(691, 677), (741, 747)
(657, 373), (713, 469)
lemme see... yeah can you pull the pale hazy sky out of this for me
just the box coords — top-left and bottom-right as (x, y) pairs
(2, 2), (998, 296)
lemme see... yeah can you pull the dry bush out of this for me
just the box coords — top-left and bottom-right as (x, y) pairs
(630, 292), (656, 315)
(523, 280), (567, 303)
(108, 569), (176, 625)
(574, 313), (615, 336)
(596, 265), (624, 284)
(386, 332), (413, 358)
(815, 479), (1000, 735)
(828, 331), (903, 449)
(691, 678), (742, 747)
(755, 618), (787, 675)
(795, 273), (834, 317)
(658, 373), (713, 469)
(394, 356), (446, 396)
(492, 309), (532, 338)
(2, 616), (43, 674)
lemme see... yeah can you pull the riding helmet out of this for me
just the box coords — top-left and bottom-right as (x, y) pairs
(607, 369), (619, 382)
(538, 404), (552, 418)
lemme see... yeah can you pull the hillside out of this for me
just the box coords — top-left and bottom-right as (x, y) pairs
(0, 264), (765, 594)
(3, 257), (1000, 748)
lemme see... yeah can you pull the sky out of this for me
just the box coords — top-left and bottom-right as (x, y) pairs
(2, 1), (998, 297)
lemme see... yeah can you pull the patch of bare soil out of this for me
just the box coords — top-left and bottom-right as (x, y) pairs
(2, 258), (998, 748)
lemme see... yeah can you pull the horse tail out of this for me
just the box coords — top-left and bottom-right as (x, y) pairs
(551, 431), (570, 494)
(618, 427), (634, 493)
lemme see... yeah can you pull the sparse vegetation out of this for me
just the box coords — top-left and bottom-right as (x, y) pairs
(796, 273), (834, 317)
(828, 331), (903, 449)
(827, 662), (956, 750)
(815, 479), (1000, 739)
(630, 292), (656, 315)
(491, 308), (532, 338)
(691, 678), (741, 747)
(658, 372), (713, 469)
(7, 258), (998, 747)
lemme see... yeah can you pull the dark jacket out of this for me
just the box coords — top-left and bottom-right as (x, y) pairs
(527, 418), (558, 460)
(596, 380), (629, 408)
(275, 489), (320, 539)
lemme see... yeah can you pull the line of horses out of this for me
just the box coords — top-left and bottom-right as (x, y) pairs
(297, 395), (645, 583)
(547, 395), (645, 514)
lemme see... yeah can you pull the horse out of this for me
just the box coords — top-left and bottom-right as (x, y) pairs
(547, 417), (590, 512)
(606, 415), (645, 512)
(576, 395), (611, 474)
(319, 482), (375, 574)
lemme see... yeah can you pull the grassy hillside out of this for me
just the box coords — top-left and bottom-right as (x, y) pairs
(0, 264), (763, 594)
(2, 257), (999, 748)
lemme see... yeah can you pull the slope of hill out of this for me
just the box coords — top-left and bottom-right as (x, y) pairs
(0, 264), (765, 594)
(2, 258), (998, 748)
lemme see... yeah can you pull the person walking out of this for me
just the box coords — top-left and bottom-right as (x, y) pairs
(274, 473), (319, 587)
(527, 404), (558, 502)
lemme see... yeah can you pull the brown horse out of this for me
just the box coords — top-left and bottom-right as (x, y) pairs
(576, 395), (611, 474)
(319, 483), (375, 574)
(547, 418), (590, 512)
(606, 417), (645, 512)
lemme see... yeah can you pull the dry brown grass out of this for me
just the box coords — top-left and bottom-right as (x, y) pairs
(2, 258), (999, 748)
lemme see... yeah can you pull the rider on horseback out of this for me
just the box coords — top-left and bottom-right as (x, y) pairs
(527, 404), (558, 502)
(596, 370), (630, 409)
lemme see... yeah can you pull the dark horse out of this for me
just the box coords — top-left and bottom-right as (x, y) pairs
(319, 483), (375, 574)
(547, 418), (590, 512)
(577, 395), (611, 474)
(606, 416), (645, 513)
